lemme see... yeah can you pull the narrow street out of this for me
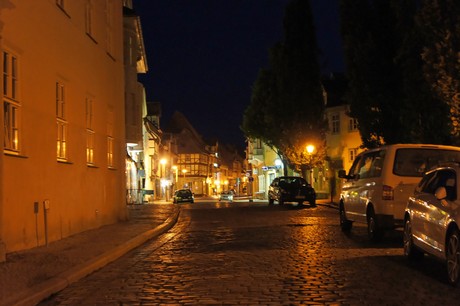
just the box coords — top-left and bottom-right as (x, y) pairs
(40, 202), (460, 305)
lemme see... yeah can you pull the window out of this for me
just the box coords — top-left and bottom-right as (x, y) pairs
(356, 150), (386, 179)
(393, 148), (460, 177)
(331, 113), (340, 134)
(349, 148), (358, 162)
(86, 98), (94, 164)
(107, 136), (114, 167)
(87, 131), (94, 164)
(348, 118), (358, 132)
(419, 169), (457, 200)
(56, 82), (67, 160)
(107, 109), (114, 168)
(3, 51), (20, 152)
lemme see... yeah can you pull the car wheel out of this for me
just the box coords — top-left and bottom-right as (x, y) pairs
(310, 198), (316, 207)
(403, 218), (423, 260)
(367, 208), (383, 242)
(339, 205), (352, 232)
(446, 229), (460, 286)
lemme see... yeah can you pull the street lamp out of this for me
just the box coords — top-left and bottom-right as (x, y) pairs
(306, 145), (315, 186)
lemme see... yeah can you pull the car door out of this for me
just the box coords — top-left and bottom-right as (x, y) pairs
(341, 155), (363, 221)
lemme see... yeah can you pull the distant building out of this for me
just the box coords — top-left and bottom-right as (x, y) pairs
(323, 74), (363, 201)
(163, 111), (245, 197)
(143, 102), (163, 202)
(0, 1), (126, 258)
(123, 3), (148, 204)
(163, 111), (218, 196)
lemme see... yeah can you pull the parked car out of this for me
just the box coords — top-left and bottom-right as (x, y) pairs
(268, 176), (316, 206)
(338, 144), (460, 242)
(173, 189), (194, 204)
(219, 190), (234, 202)
(404, 164), (460, 285)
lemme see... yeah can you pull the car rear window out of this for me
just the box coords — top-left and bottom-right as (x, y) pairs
(393, 148), (460, 177)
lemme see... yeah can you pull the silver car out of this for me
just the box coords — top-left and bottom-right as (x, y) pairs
(404, 164), (460, 285)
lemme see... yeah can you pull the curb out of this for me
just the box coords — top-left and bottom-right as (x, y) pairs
(4, 206), (181, 306)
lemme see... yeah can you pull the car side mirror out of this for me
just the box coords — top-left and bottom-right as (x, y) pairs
(338, 170), (347, 178)
(435, 186), (447, 200)
(338, 170), (355, 180)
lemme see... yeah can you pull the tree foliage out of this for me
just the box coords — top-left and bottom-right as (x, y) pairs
(241, 0), (326, 178)
(340, 0), (456, 148)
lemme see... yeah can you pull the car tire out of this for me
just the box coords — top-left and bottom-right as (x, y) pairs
(446, 229), (460, 286)
(367, 208), (383, 242)
(339, 205), (352, 232)
(403, 218), (423, 261)
(310, 198), (316, 207)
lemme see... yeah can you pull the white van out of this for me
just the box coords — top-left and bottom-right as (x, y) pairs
(338, 144), (460, 241)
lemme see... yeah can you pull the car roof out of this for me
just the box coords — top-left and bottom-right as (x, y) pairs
(357, 143), (460, 156)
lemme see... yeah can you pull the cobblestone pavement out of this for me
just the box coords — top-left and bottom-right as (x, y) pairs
(40, 202), (460, 305)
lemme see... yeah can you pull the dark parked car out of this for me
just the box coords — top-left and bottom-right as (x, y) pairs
(268, 176), (316, 206)
(173, 189), (194, 204)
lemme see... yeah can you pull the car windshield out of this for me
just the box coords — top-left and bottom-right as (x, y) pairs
(279, 177), (307, 187)
(177, 190), (191, 196)
(394, 148), (460, 177)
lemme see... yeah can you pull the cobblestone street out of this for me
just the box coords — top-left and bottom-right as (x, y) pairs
(40, 202), (460, 305)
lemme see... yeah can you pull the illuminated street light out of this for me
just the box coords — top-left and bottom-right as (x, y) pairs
(306, 145), (315, 185)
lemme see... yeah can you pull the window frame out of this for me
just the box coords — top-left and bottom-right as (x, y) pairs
(3, 50), (20, 153)
(56, 82), (68, 161)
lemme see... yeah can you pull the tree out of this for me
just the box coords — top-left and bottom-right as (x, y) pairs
(418, 0), (460, 143)
(340, 0), (455, 147)
(241, 0), (326, 178)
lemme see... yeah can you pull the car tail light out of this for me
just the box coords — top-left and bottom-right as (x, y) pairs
(382, 185), (394, 200)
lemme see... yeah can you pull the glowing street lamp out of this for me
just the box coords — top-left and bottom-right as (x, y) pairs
(306, 145), (315, 185)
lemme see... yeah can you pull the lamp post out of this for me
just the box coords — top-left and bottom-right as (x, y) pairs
(306, 145), (315, 186)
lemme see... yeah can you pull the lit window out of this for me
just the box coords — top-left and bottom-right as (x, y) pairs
(107, 109), (114, 168)
(56, 82), (67, 160)
(86, 97), (95, 164)
(107, 136), (114, 167)
(3, 51), (20, 152)
(87, 130), (95, 164)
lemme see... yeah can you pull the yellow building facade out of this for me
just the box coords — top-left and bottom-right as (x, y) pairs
(0, 1), (126, 258)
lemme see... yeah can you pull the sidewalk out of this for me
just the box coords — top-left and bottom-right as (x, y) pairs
(0, 203), (180, 306)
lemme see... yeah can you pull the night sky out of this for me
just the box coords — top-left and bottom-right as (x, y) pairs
(134, 0), (344, 149)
